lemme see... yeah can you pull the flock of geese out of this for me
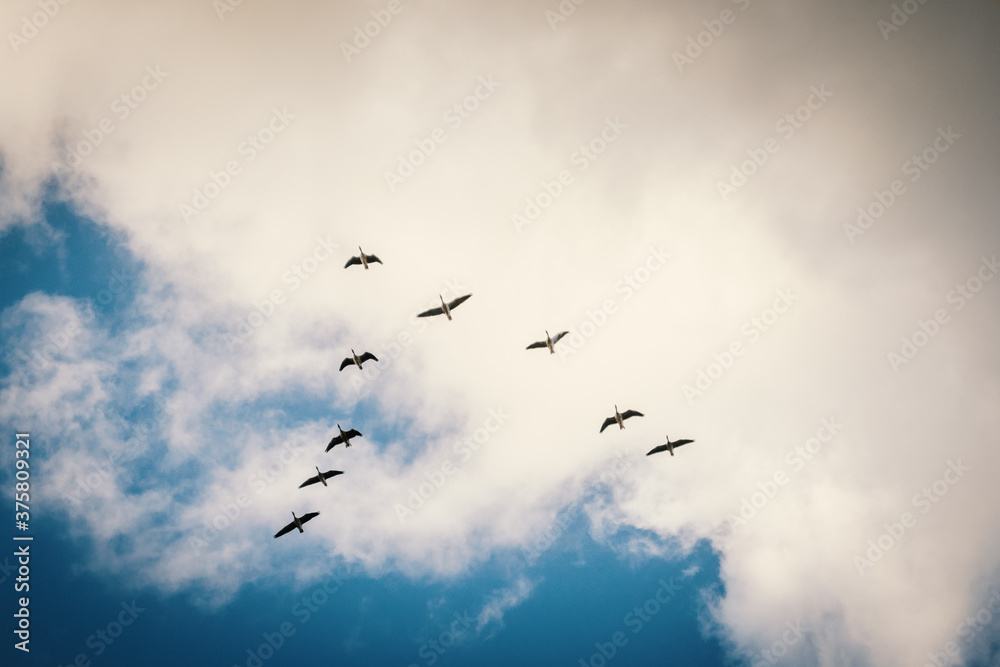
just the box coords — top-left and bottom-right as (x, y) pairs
(274, 247), (695, 539)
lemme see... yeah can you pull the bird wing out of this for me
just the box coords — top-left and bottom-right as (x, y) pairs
(325, 435), (344, 451)
(299, 475), (321, 488)
(551, 331), (570, 344)
(447, 294), (472, 309)
(274, 521), (296, 538)
(344, 256), (362, 269)
(322, 470), (344, 480)
(646, 444), (669, 457)
(621, 410), (644, 420)
(672, 439), (694, 448)
(339, 357), (353, 371)
(299, 512), (320, 525)
(526, 341), (546, 350)
(417, 306), (444, 318)
(344, 429), (362, 439)
(359, 352), (378, 363)
(364, 254), (382, 264)
(600, 416), (617, 433)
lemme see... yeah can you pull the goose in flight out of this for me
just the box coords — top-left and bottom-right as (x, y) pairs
(299, 467), (344, 488)
(647, 435), (695, 457)
(526, 330), (570, 354)
(417, 294), (472, 321)
(344, 247), (382, 270)
(326, 424), (362, 451)
(274, 511), (320, 538)
(600, 405), (644, 433)
(340, 349), (378, 371)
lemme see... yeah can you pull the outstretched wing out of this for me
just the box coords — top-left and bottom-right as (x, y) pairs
(417, 306), (444, 318)
(326, 435), (344, 451)
(600, 416), (617, 433)
(322, 470), (344, 481)
(299, 475), (321, 488)
(299, 512), (320, 525)
(621, 410), (644, 420)
(344, 429), (362, 440)
(358, 352), (378, 363)
(274, 520), (297, 538)
(646, 444), (669, 457)
(344, 256), (362, 269)
(447, 294), (472, 310)
(526, 341), (546, 350)
(671, 439), (694, 449)
(364, 254), (382, 265)
(551, 331), (569, 344)
(339, 357), (354, 371)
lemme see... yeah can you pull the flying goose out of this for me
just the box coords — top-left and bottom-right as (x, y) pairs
(326, 424), (362, 451)
(526, 330), (569, 354)
(600, 405), (644, 433)
(299, 467), (344, 488)
(417, 294), (472, 321)
(274, 511), (320, 538)
(340, 349), (378, 371)
(344, 247), (382, 270)
(647, 435), (695, 457)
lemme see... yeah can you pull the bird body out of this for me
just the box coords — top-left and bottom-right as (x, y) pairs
(344, 247), (382, 270)
(647, 435), (695, 457)
(326, 424), (362, 451)
(527, 330), (569, 354)
(600, 405), (643, 432)
(274, 511), (320, 538)
(340, 348), (378, 371)
(299, 466), (344, 488)
(417, 294), (472, 321)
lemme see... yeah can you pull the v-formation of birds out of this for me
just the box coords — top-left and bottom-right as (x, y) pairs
(274, 248), (695, 538)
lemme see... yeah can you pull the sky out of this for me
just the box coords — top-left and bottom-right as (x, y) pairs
(1, 0), (1000, 665)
